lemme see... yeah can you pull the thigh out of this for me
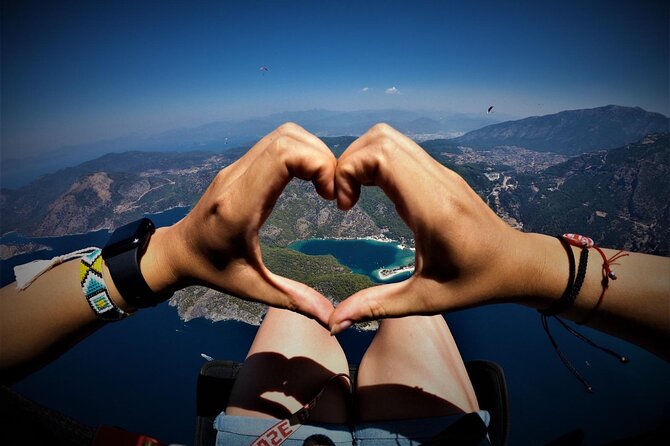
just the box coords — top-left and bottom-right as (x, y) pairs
(356, 315), (479, 421)
(225, 307), (351, 424)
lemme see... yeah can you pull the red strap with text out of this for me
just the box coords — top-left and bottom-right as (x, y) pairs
(250, 373), (351, 446)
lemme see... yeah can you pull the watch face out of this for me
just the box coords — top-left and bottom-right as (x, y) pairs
(102, 218), (155, 259)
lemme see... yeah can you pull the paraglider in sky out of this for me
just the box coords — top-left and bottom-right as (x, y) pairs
(259, 66), (269, 74)
(487, 105), (494, 114)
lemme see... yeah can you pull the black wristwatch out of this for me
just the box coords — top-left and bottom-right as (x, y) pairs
(102, 218), (168, 308)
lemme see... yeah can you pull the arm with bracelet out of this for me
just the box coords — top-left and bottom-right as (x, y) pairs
(0, 221), (174, 384)
(526, 232), (668, 361)
(328, 123), (670, 363)
(0, 123), (338, 384)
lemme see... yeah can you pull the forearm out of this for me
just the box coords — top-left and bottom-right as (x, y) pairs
(517, 233), (670, 359)
(0, 227), (174, 383)
(0, 122), (339, 381)
(1, 260), (102, 383)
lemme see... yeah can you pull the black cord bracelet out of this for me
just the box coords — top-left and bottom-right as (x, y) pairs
(539, 236), (584, 316)
(570, 246), (589, 306)
(539, 234), (628, 393)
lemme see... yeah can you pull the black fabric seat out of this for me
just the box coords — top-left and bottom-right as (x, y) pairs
(195, 359), (509, 446)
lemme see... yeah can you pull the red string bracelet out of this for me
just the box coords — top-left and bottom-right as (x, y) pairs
(562, 234), (629, 325)
(541, 234), (630, 393)
(580, 246), (629, 325)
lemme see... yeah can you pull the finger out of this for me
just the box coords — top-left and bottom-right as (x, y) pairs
(217, 122), (333, 189)
(279, 123), (336, 159)
(238, 135), (337, 218)
(337, 145), (454, 228)
(284, 142), (337, 200)
(267, 272), (335, 327)
(218, 263), (334, 326)
(285, 131), (338, 200)
(335, 124), (416, 211)
(334, 143), (379, 210)
(335, 142), (409, 216)
(335, 174), (361, 210)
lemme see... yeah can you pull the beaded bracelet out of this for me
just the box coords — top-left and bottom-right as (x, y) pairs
(80, 249), (130, 321)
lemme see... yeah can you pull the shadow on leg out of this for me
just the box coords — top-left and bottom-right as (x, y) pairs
(225, 308), (350, 424)
(357, 315), (479, 422)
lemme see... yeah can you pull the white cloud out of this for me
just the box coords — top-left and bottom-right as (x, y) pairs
(360, 87), (370, 92)
(385, 86), (400, 95)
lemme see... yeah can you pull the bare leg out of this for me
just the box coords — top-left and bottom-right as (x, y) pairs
(356, 315), (479, 421)
(226, 307), (350, 424)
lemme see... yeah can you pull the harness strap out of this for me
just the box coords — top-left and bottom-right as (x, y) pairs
(250, 373), (351, 446)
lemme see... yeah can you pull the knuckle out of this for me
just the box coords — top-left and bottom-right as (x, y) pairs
(213, 167), (228, 183)
(370, 122), (393, 136)
(284, 299), (298, 313)
(211, 191), (241, 226)
(336, 158), (356, 177)
(365, 297), (388, 319)
(367, 123), (401, 161)
(276, 122), (301, 135)
(449, 167), (467, 184)
(268, 134), (292, 160)
(377, 137), (400, 164)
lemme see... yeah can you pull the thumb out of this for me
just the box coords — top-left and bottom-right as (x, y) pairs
(267, 271), (335, 327)
(328, 279), (426, 334)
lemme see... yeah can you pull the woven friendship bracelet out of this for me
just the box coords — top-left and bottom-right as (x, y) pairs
(539, 233), (628, 393)
(80, 249), (130, 321)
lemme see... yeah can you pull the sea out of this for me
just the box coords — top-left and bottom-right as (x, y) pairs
(2, 207), (668, 445)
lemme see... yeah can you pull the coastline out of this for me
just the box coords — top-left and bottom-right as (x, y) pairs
(0, 205), (191, 242)
(290, 234), (415, 251)
(375, 264), (415, 280)
(0, 227), (111, 241)
(290, 236), (416, 283)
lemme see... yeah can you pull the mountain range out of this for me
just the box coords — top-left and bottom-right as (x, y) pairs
(453, 105), (669, 155)
(1, 131), (667, 255)
(513, 133), (669, 254)
(1, 109), (501, 189)
(4, 105), (666, 190)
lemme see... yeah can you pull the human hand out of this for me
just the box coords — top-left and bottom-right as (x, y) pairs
(329, 123), (534, 333)
(144, 123), (337, 326)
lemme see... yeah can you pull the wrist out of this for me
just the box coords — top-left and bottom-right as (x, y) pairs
(510, 232), (573, 308)
(101, 261), (136, 313)
(139, 226), (183, 296)
(102, 226), (181, 313)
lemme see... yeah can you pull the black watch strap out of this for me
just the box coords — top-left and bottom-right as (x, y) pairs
(104, 242), (166, 309)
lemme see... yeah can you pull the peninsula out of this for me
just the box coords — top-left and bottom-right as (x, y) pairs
(376, 263), (415, 281)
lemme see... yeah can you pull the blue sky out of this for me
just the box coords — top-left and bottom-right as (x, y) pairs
(2, 0), (668, 159)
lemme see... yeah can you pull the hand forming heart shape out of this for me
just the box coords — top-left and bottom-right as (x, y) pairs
(144, 122), (534, 332)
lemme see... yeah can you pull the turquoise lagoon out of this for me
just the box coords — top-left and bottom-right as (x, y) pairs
(289, 238), (415, 283)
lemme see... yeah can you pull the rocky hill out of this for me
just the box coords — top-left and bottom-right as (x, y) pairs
(0, 151), (228, 236)
(512, 133), (669, 254)
(0, 137), (414, 243)
(169, 245), (377, 329)
(419, 133), (669, 254)
(453, 105), (669, 155)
